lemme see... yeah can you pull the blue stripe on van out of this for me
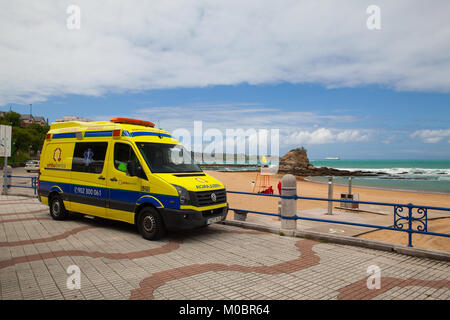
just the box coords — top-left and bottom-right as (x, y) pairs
(84, 130), (113, 137)
(130, 132), (172, 138)
(52, 132), (77, 139)
(39, 180), (180, 210)
(52, 131), (171, 139)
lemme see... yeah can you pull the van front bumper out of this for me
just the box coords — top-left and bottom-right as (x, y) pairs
(159, 205), (228, 231)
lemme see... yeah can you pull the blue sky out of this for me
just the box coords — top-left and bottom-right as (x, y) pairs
(1, 1), (450, 160)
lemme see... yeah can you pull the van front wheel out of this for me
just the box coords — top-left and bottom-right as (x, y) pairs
(49, 195), (67, 220)
(138, 207), (166, 240)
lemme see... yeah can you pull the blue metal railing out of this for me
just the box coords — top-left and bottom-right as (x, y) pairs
(6, 175), (38, 196)
(226, 190), (450, 247)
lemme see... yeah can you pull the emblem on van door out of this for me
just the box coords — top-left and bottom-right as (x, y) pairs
(83, 148), (94, 166)
(211, 193), (217, 202)
(53, 148), (62, 162)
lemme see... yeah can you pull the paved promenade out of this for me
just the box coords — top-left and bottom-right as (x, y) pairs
(0, 196), (449, 300)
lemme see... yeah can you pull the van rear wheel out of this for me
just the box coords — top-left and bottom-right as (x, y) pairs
(49, 195), (67, 220)
(138, 207), (165, 240)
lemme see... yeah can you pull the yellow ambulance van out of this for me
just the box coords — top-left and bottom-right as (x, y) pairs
(38, 118), (228, 240)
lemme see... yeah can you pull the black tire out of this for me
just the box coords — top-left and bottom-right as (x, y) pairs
(49, 195), (68, 220)
(137, 207), (166, 240)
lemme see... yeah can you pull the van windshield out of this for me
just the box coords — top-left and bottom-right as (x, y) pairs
(136, 142), (202, 173)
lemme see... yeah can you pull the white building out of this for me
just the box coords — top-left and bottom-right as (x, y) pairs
(54, 116), (92, 122)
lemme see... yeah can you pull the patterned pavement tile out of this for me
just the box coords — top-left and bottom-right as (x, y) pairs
(0, 196), (449, 300)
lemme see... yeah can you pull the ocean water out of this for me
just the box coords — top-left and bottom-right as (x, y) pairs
(308, 160), (450, 194)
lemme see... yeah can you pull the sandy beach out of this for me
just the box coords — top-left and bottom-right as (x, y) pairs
(205, 170), (450, 252)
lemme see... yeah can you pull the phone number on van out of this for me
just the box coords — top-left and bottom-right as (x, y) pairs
(74, 186), (102, 197)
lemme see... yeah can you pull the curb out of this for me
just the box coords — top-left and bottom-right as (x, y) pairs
(221, 220), (450, 262)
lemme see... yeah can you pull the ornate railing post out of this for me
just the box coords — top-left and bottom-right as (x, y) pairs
(394, 203), (428, 248)
(407, 203), (413, 247)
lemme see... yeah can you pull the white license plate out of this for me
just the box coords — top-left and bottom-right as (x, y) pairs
(207, 215), (223, 225)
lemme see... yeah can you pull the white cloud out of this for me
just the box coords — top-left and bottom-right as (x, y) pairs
(2, 0), (450, 105)
(411, 129), (450, 143)
(284, 128), (370, 145)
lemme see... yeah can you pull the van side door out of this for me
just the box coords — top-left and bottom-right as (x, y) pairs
(106, 141), (146, 223)
(69, 141), (109, 218)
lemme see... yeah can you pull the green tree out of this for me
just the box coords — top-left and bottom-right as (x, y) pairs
(0, 111), (21, 127)
(28, 122), (49, 135)
(0, 110), (49, 163)
(28, 123), (49, 152)
(12, 127), (33, 155)
(292, 146), (307, 153)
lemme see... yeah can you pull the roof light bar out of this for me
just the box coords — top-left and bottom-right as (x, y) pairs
(110, 117), (155, 127)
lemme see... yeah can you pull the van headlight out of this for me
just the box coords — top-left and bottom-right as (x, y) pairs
(172, 184), (191, 205)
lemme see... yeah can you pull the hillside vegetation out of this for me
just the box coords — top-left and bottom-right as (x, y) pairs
(0, 111), (49, 164)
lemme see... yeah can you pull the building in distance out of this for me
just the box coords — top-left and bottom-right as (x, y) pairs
(54, 116), (92, 122)
(18, 114), (47, 127)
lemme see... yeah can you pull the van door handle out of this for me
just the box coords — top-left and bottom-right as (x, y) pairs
(110, 177), (117, 182)
(98, 176), (105, 180)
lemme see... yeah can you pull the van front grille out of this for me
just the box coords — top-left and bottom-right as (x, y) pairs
(190, 189), (227, 207)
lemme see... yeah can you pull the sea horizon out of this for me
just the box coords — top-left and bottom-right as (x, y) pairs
(308, 159), (450, 194)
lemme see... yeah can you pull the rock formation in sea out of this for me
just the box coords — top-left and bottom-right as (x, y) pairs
(278, 148), (376, 176)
